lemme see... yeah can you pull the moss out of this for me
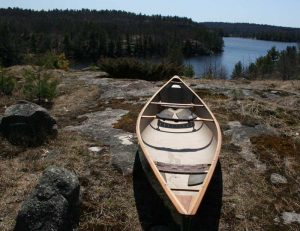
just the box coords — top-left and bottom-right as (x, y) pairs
(112, 100), (143, 133)
(251, 135), (300, 175)
(113, 111), (139, 133)
(195, 89), (229, 100)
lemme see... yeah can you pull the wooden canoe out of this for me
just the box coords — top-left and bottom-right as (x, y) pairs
(136, 76), (222, 216)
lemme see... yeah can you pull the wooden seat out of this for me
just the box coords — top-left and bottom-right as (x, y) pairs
(156, 161), (210, 174)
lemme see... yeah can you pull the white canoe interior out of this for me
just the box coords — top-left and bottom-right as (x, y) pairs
(136, 76), (222, 215)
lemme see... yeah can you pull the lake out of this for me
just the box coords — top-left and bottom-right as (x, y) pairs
(185, 37), (298, 78)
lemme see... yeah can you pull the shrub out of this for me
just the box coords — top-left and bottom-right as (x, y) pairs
(98, 57), (183, 81)
(183, 64), (195, 77)
(0, 68), (15, 95)
(41, 52), (69, 70)
(22, 70), (59, 103)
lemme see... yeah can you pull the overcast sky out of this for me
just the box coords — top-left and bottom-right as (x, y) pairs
(1, 0), (299, 28)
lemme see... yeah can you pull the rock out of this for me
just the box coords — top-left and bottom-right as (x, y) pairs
(235, 214), (245, 220)
(110, 133), (137, 175)
(66, 108), (138, 175)
(88, 146), (103, 154)
(14, 166), (80, 231)
(66, 108), (128, 144)
(79, 77), (159, 100)
(270, 173), (288, 184)
(281, 212), (300, 225)
(1, 101), (57, 146)
(224, 121), (277, 172)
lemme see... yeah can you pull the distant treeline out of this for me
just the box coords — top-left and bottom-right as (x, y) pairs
(203, 22), (300, 42)
(0, 8), (224, 67)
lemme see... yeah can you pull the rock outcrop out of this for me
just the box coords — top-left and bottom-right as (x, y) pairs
(14, 166), (80, 231)
(1, 101), (57, 146)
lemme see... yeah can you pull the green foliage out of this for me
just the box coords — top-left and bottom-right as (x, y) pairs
(166, 44), (184, 65)
(278, 46), (298, 80)
(183, 64), (195, 77)
(0, 8), (223, 66)
(22, 70), (59, 102)
(98, 58), (183, 81)
(231, 61), (244, 79)
(241, 46), (300, 80)
(0, 68), (15, 95)
(38, 52), (70, 70)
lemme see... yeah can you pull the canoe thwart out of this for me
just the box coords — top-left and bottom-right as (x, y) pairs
(141, 115), (214, 122)
(150, 101), (204, 108)
(155, 161), (210, 174)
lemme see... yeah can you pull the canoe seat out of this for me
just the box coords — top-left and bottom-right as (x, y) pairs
(156, 161), (210, 174)
(156, 108), (198, 122)
(156, 108), (174, 120)
(176, 109), (197, 120)
(188, 174), (207, 186)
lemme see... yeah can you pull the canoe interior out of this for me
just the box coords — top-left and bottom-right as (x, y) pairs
(138, 77), (220, 214)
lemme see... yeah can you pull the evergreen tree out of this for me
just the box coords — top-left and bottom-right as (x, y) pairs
(231, 61), (244, 79)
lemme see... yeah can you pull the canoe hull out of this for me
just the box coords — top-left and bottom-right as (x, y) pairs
(136, 76), (222, 216)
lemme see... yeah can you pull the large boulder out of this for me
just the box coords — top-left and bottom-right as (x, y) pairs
(14, 166), (80, 231)
(0, 101), (57, 146)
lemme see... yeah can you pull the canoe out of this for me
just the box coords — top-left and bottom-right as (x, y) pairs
(136, 76), (222, 216)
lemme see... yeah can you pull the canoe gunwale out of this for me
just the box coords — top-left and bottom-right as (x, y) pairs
(136, 76), (222, 215)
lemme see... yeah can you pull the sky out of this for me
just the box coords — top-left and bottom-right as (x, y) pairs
(0, 0), (299, 28)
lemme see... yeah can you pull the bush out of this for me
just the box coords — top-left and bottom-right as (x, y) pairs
(0, 68), (15, 95)
(98, 57), (183, 81)
(22, 70), (59, 103)
(41, 52), (69, 70)
(25, 52), (69, 70)
(183, 64), (195, 77)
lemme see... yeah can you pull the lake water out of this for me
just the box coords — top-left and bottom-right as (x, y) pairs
(185, 37), (298, 78)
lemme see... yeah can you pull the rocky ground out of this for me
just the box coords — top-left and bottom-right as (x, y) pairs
(0, 66), (300, 230)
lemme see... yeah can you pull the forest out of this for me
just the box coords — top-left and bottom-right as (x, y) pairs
(203, 22), (300, 42)
(0, 8), (224, 67)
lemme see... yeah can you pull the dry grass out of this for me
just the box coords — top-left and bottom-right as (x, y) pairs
(0, 130), (141, 231)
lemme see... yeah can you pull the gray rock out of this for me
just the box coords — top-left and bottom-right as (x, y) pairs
(270, 173), (288, 184)
(235, 214), (246, 220)
(80, 77), (159, 100)
(224, 121), (276, 172)
(66, 108), (128, 144)
(1, 101), (57, 146)
(281, 212), (300, 224)
(14, 166), (80, 231)
(66, 108), (138, 175)
(110, 133), (137, 175)
(88, 146), (103, 154)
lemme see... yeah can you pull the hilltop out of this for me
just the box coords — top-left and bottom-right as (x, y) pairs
(0, 66), (299, 230)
